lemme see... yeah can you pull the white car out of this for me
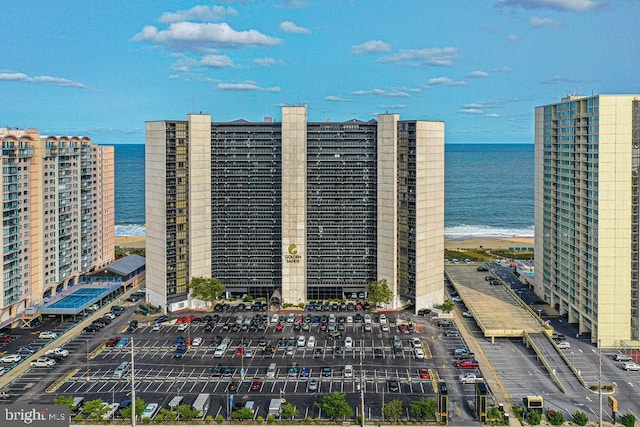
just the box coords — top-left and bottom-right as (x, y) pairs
(557, 341), (571, 349)
(152, 324), (162, 331)
(297, 336), (306, 347)
(345, 337), (353, 348)
(213, 345), (227, 358)
(307, 336), (316, 348)
(244, 348), (255, 358)
(462, 311), (473, 318)
(452, 296), (462, 302)
(623, 362), (640, 371)
(414, 348), (425, 359)
(45, 348), (69, 357)
(30, 357), (56, 368)
(364, 314), (372, 324)
(192, 337), (203, 346)
(270, 314), (279, 323)
(0, 354), (21, 363)
(39, 331), (58, 339)
(411, 337), (421, 348)
(177, 323), (188, 331)
(379, 314), (387, 324)
(381, 324), (390, 332)
(346, 316), (353, 323)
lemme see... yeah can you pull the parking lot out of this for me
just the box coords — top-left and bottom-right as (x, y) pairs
(2, 300), (486, 424)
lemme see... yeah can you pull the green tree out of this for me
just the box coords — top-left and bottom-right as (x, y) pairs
(621, 413), (637, 427)
(157, 408), (177, 421)
(314, 392), (353, 420)
(281, 402), (298, 420)
(410, 398), (437, 420)
(231, 407), (255, 420)
(176, 404), (201, 421)
(383, 399), (404, 420)
(441, 299), (455, 312)
(83, 398), (107, 420)
(119, 397), (147, 420)
(366, 279), (393, 307)
(571, 410), (588, 426)
(53, 395), (75, 412)
(188, 276), (225, 308)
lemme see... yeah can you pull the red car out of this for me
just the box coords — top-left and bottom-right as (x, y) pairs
(455, 359), (479, 368)
(251, 378), (262, 390)
(235, 347), (245, 357)
(0, 334), (11, 343)
(418, 368), (430, 379)
(105, 336), (121, 347)
(176, 315), (195, 324)
(275, 322), (284, 331)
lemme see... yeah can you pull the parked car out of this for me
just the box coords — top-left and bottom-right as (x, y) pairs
(623, 362), (640, 371)
(418, 368), (430, 379)
(45, 348), (69, 357)
(39, 331), (58, 339)
(30, 357), (56, 368)
(116, 337), (131, 348)
(105, 336), (121, 347)
(0, 354), (21, 363)
(556, 341), (571, 349)
(307, 378), (319, 391)
(456, 359), (480, 368)
(387, 380), (400, 392)
(614, 353), (633, 362)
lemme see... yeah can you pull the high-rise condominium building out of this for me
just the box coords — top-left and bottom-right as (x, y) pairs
(146, 107), (444, 312)
(0, 128), (114, 328)
(534, 94), (640, 348)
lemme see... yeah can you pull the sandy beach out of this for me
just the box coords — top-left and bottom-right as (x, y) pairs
(115, 235), (533, 251)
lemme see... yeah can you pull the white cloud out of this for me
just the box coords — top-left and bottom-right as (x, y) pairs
(254, 57), (279, 67)
(529, 16), (559, 27)
(280, 21), (311, 34)
(485, 113), (500, 118)
(201, 54), (235, 68)
(496, 0), (602, 12)
(507, 34), (519, 41)
(427, 77), (467, 86)
(467, 71), (489, 78)
(0, 71), (87, 88)
(378, 47), (459, 66)
(350, 40), (392, 55)
(133, 22), (281, 53)
(541, 75), (582, 84)
(324, 96), (352, 102)
(460, 108), (483, 114)
(276, 0), (311, 9)
(379, 104), (407, 110)
(217, 80), (281, 92)
(493, 66), (514, 73)
(350, 88), (411, 98)
(159, 5), (238, 23)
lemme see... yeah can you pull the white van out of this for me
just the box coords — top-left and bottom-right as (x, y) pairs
(306, 336), (316, 348)
(114, 362), (129, 379)
(297, 336), (306, 347)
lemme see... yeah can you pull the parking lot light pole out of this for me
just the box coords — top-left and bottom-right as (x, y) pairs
(359, 346), (365, 427)
(131, 337), (136, 427)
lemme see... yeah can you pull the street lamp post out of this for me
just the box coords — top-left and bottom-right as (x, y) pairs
(598, 338), (602, 427)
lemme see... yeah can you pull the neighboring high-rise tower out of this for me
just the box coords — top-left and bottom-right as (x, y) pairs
(145, 106), (444, 312)
(0, 128), (114, 328)
(534, 94), (640, 348)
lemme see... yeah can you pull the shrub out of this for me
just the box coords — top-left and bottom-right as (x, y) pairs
(257, 416), (264, 424)
(572, 410), (588, 426)
(525, 410), (541, 425)
(267, 414), (276, 424)
(242, 295), (253, 302)
(546, 409), (565, 426)
(621, 413), (636, 427)
(205, 415), (213, 421)
(215, 414), (225, 424)
(487, 406), (502, 419)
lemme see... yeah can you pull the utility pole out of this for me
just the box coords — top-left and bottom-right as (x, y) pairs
(359, 345), (365, 427)
(131, 338), (136, 427)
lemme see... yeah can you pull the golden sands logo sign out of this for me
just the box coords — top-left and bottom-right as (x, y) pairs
(284, 244), (302, 263)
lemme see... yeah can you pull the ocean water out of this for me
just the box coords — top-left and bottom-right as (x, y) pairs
(112, 143), (534, 238)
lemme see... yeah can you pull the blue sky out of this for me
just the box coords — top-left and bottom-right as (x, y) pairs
(2, 0), (639, 143)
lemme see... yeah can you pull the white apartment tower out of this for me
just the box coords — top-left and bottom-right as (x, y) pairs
(534, 94), (640, 348)
(0, 128), (115, 328)
(146, 107), (445, 313)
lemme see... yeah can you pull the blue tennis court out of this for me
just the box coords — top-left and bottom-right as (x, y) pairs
(41, 284), (121, 315)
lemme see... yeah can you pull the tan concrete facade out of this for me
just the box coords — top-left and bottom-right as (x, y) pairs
(414, 121), (445, 311)
(376, 114), (399, 306)
(535, 94), (640, 347)
(281, 107), (307, 304)
(186, 114), (212, 308)
(145, 121), (169, 310)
